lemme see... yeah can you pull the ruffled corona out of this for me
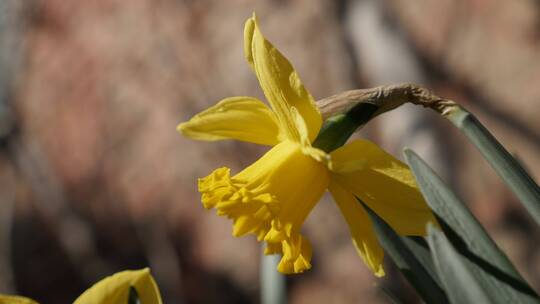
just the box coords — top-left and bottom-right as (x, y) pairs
(198, 140), (329, 273)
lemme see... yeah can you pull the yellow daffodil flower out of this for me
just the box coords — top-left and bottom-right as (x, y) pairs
(178, 15), (436, 276)
(0, 268), (162, 304)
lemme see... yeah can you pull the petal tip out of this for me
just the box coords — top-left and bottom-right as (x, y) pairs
(176, 122), (186, 134)
(176, 121), (197, 139)
(244, 16), (256, 68)
(374, 267), (385, 277)
(245, 14), (256, 29)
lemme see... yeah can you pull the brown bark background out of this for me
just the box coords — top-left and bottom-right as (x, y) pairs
(0, 0), (539, 303)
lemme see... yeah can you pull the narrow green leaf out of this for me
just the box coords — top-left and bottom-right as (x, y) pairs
(405, 149), (540, 303)
(446, 107), (540, 225)
(427, 224), (494, 304)
(400, 236), (439, 283)
(261, 251), (287, 304)
(361, 200), (449, 304)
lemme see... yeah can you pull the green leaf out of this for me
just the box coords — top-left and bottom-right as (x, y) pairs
(446, 107), (540, 225)
(427, 224), (494, 304)
(400, 236), (439, 284)
(360, 200), (449, 304)
(404, 149), (540, 304)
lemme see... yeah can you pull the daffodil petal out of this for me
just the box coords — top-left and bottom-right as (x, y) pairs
(290, 106), (309, 145)
(330, 140), (436, 236)
(328, 179), (385, 277)
(0, 295), (39, 304)
(74, 268), (162, 304)
(244, 16), (322, 143)
(177, 96), (283, 146)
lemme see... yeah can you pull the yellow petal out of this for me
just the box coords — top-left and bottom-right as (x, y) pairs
(0, 295), (38, 304)
(177, 96), (283, 146)
(330, 140), (436, 236)
(328, 179), (385, 277)
(277, 234), (313, 274)
(74, 268), (162, 304)
(244, 16), (322, 143)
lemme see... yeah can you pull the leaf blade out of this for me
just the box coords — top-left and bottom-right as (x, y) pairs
(404, 149), (539, 304)
(361, 200), (449, 304)
(427, 224), (493, 304)
(446, 107), (540, 225)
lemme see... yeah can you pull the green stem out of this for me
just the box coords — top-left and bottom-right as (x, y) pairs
(261, 251), (287, 304)
(446, 106), (540, 226)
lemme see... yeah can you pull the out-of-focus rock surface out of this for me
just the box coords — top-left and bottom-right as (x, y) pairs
(2, 0), (539, 302)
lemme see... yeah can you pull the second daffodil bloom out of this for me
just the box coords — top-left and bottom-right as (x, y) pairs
(0, 268), (162, 304)
(178, 15), (436, 276)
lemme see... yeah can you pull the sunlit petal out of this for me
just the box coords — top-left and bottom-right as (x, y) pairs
(330, 140), (436, 236)
(244, 16), (322, 143)
(177, 96), (283, 146)
(328, 179), (385, 276)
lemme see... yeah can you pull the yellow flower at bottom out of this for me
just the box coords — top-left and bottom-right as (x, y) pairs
(0, 268), (162, 304)
(74, 268), (161, 304)
(178, 14), (436, 276)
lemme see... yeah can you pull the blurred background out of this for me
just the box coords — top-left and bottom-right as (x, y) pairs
(0, 0), (539, 303)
